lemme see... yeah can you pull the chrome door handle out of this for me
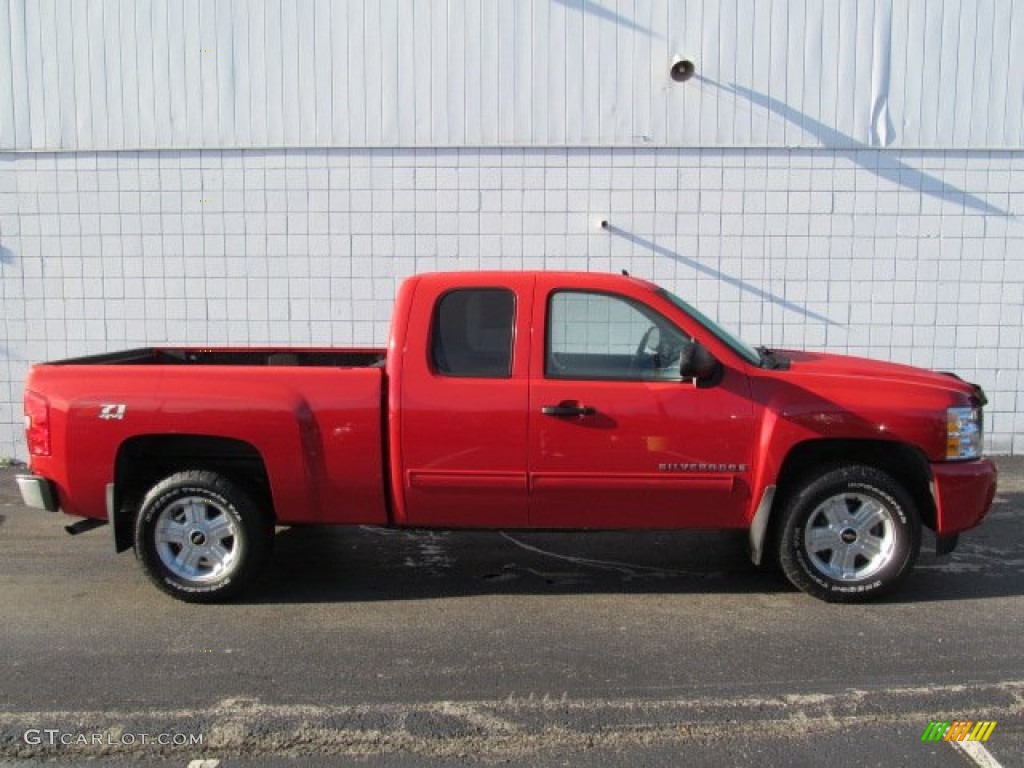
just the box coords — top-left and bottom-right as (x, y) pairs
(541, 404), (596, 417)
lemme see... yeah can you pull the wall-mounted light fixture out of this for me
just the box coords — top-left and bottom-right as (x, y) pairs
(670, 57), (695, 82)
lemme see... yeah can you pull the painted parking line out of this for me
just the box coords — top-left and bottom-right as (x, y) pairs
(951, 740), (1004, 768)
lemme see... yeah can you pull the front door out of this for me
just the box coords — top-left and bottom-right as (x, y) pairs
(528, 284), (756, 529)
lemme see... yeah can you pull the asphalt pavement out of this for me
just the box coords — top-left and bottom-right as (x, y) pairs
(1, 459), (1022, 767)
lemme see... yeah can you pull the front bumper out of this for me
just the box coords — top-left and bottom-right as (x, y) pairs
(15, 474), (60, 512)
(930, 458), (998, 535)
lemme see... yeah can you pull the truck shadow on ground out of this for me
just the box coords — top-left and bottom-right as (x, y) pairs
(249, 489), (1024, 604)
(254, 526), (786, 603)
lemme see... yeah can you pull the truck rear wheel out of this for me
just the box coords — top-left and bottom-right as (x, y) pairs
(777, 465), (921, 602)
(134, 470), (272, 603)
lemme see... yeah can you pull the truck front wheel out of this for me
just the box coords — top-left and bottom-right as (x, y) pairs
(134, 470), (273, 603)
(777, 465), (921, 602)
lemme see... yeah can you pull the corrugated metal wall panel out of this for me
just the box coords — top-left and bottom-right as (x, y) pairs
(0, 0), (16, 144)
(1006, 1), (1024, 147)
(2, 0), (1024, 150)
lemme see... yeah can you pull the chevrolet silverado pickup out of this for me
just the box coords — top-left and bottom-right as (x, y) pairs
(16, 271), (997, 602)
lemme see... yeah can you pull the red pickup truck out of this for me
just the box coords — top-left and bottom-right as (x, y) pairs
(17, 271), (996, 603)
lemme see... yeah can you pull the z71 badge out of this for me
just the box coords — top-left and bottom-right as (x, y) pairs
(99, 404), (127, 420)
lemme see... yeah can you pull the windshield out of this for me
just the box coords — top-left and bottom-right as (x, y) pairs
(658, 289), (762, 367)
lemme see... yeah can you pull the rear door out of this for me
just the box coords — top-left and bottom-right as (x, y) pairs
(398, 274), (533, 527)
(528, 277), (756, 529)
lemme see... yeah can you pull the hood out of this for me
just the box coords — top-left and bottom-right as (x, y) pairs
(777, 350), (985, 404)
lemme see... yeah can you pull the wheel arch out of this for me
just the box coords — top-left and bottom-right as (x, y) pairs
(750, 438), (936, 565)
(111, 434), (273, 553)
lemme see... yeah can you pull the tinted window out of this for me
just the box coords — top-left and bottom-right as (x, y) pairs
(431, 289), (515, 378)
(547, 291), (692, 381)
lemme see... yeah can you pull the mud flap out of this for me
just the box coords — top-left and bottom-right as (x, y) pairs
(107, 483), (133, 553)
(935, 533), (959, 556)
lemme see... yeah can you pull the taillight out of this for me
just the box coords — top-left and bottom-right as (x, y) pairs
(24, 390), (51, 456)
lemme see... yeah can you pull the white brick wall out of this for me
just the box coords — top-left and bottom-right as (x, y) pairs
(1, 146), (1022, 459)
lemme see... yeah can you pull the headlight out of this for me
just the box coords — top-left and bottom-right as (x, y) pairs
(947, 406), (982, 460)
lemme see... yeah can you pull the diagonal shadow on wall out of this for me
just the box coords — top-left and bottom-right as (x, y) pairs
(551, 0), (656, 38)
(0, 245), (13, 264)
(606, 225), (841, 327)
(703, 79), (1008, 218)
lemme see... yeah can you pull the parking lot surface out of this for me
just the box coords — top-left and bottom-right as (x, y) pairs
(1, 460), (1022, 766)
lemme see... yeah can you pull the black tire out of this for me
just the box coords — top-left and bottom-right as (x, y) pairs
(776, 465), (921, 603)
(134, 470), (273, 603)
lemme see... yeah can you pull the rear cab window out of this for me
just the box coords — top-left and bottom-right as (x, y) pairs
(430, 289), (516, 378)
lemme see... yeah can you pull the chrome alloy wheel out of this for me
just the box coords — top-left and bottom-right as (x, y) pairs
(803, 492), (896, 581)
(154, 496), (242, 583)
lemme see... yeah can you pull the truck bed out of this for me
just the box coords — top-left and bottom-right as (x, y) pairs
(24, 347), (389, 527)
(50, 346), (387, 368)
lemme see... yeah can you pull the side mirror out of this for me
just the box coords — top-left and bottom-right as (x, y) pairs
(680, 342), (722, 383)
